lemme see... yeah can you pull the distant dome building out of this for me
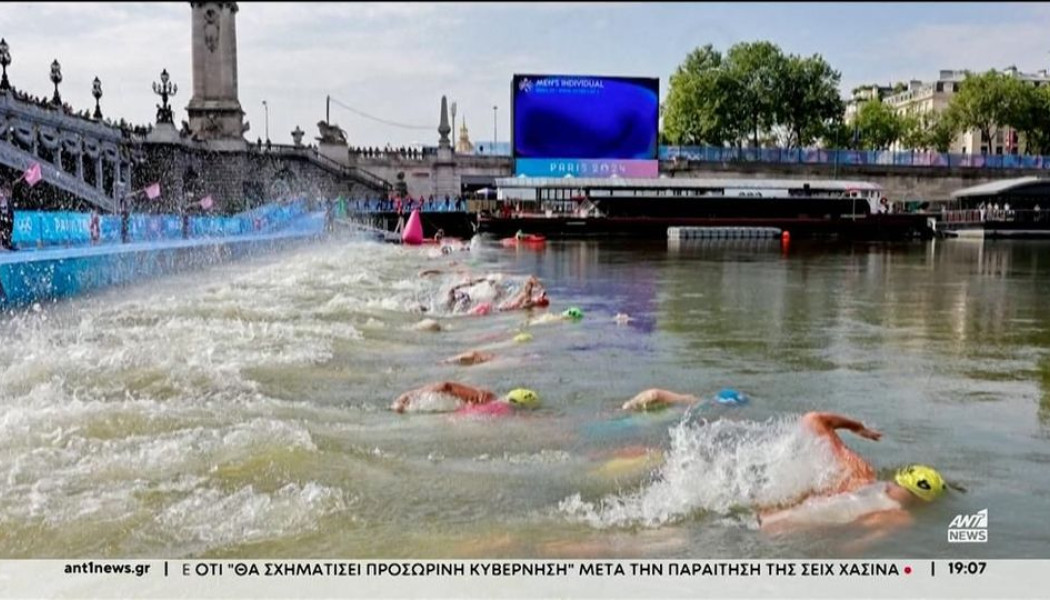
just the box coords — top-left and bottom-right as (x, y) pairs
(456, 119), (474, 154)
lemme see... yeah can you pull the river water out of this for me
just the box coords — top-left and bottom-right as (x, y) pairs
(0, 234), (1047, 560)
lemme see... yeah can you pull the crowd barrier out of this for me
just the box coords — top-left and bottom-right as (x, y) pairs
(10, 200), (309, 248)
(0, 213), (324, 308)
(658, 146), (1050, 170)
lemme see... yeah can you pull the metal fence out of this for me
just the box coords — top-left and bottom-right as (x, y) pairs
(658, 146), (1050, 170)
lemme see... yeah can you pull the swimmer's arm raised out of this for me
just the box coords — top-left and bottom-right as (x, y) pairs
(803, 412), (882, 441)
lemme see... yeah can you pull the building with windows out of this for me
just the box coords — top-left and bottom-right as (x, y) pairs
(880, 67), (1050, 154)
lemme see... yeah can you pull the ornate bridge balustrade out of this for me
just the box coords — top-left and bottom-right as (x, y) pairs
(0, 93), (141, 212)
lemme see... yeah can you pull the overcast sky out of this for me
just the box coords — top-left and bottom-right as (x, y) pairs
(2, 2), (1049, 148)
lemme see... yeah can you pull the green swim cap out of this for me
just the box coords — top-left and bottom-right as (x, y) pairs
(513, 332), (533, 343)
(563, 307), (584, 320)
(507, 388), (540, 408)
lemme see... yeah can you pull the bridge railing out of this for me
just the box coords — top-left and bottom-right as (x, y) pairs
(658, 146), (1050, 170)
(263, 143), (391, 191)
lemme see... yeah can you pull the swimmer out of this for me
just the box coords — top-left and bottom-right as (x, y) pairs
(527, 306), (584, 326)
(757, 412), (950, 536)
(613, 312), (633, 325)
(390, 381), (540, 414)
(621, 388), (698, 412)
(411, 318), (443, 332)
(442, 350), (495, 366)
(620, 387), (748, 412)
(498, 276), (548, 311)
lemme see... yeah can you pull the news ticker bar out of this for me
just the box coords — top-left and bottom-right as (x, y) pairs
(0, 559), (1042, 599)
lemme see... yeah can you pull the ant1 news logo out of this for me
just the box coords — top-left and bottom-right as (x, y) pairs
(948, 508), (988, 543)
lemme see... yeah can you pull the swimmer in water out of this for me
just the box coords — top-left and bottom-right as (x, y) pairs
(621, 389), (699, 412)
(757, 412), (950, 538)
(620, 388), (748, 412)
(498, 276), (548, 311)
(390, 381), (539, 414)
(442, 350), (495, 366)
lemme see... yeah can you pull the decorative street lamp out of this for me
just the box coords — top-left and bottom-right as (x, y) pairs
(151, 68), (177, 124)
(0, 38), (11, 93)
(92, 76), (103, 120)
(492, 105), (497, 155)
(49, 59), (62, 106)
(262, 99), (269, 144)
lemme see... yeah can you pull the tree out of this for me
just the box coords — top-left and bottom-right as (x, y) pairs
(723, 41), (787, 149)
(898, 110), (957, 152)
(853, 99), (901, 150)
(1007, 81), (1050, 155)
(777, 54), (845, 148)
(948, 70), (1013, 154)
(661, 45), (728, 146)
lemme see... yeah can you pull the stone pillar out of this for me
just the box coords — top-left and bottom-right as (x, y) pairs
(113, 160), (121, 199)
(186, 2), (246, 144)
(95, 157), (103, 191)
(433, 95), (457, 198)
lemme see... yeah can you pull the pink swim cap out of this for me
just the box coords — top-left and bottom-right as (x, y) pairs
(470, 302), (492, 316)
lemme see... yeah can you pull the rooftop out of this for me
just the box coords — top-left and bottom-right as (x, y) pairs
(950, 177), (1047, 199)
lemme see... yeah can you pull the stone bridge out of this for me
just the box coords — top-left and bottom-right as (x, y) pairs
(0, 93), (139, 212)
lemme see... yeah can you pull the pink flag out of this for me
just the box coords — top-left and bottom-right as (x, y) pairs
(199, 195), (214, 210)
(23, 162), (42, 187)
(145, 182), (161, 200)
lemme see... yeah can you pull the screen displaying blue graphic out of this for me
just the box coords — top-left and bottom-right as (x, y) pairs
(512, 74), (659, 160)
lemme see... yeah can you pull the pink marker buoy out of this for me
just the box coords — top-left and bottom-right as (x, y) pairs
(401, 209), (424, 245)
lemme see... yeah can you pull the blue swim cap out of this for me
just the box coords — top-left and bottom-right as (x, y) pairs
(716, 388), (748, 405)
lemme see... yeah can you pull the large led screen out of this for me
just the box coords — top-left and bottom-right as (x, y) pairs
(512, 74), (659, 178)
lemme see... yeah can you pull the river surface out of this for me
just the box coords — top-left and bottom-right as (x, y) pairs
(1, 234), (1048, 559)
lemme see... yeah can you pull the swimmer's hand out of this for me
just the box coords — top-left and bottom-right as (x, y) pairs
(856, 426), (882, 441)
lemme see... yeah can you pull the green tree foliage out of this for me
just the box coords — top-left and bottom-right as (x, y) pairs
(899, 110), (957, 152)
(662, 41), (843, 149)
(777, 54), (845, 148)
(948, 70), (1014, 154)
(661, 44), (728, 146)
(723, 41), (786, 149)
(1006, 81), (1050, 155)
(853, 100), (901, 150)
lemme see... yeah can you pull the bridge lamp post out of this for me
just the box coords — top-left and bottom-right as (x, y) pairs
(0, 39), (10, 93)
(50, 59), (62, 106)
(92, 76), (103, 120)
(152, 69), (177, 124)
(262, 100), (269, 144)
(492, 105), (497, 156)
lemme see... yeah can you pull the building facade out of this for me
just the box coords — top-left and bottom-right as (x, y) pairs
(880, 67), (1050, 154)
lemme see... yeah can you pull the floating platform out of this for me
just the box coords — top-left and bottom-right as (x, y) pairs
(668, 226), (782, 240)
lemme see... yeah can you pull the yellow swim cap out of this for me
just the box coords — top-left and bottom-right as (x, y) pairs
(507, 388), (540, 408)
(513, 332), (533, 343)
(894, 464), (947, 502)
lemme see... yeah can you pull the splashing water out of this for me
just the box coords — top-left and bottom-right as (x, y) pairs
(559, 415), (841, 529)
